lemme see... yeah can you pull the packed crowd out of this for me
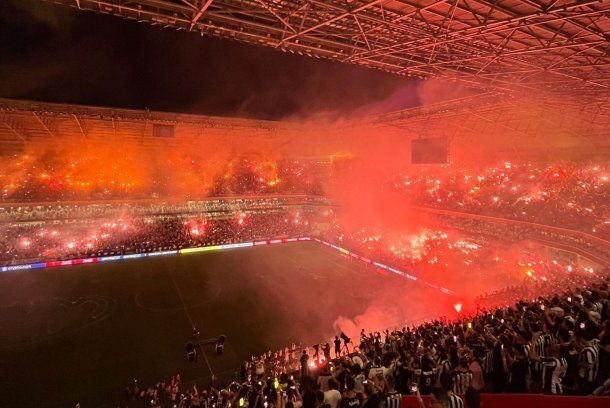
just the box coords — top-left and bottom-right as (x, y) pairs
(120, 271), (610, 408)
(0, 154), (324, 202)
(474, 265), (600, 310)
(0, 196), (330, 223)
(0, 210), (315, 266)
(391, 162), (610, 239)
(321, 221), (570, 294)
(433, 214), (610, 265)
(5, 155), (609, 407)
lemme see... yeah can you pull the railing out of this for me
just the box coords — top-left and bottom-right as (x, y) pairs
(0, 235), (457, 298)
(402, 394), (610, 408)
(0, 194), (331, 208)
(0, 195), (333, 223)
(415, 206), (610, 247)
(1, 237), (312, 271)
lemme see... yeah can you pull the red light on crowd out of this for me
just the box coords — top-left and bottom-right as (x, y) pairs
(454, 303), (462, 313)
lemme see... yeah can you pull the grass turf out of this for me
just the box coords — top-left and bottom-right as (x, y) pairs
(0, 242), (422, 408)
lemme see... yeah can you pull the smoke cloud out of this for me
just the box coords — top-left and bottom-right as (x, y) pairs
(1, 75), (589, 346)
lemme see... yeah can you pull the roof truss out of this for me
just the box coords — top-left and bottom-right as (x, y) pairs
(39, 0), (610, 102)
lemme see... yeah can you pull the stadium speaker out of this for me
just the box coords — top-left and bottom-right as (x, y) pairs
(411, 136), (448, 164)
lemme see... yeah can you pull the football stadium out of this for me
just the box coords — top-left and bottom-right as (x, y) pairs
(0, 1), (609, 407)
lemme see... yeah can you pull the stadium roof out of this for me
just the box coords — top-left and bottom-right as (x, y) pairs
(41, 0), (610, 104)
(0, 98), (301, 155)
(363, 91), (610, 149)
(2, 94), (608, 161)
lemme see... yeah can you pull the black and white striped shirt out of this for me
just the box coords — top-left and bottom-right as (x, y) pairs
(439, 359), (452, 374)
(438, 358), (452, 384)
(384, 391), (401, 408)
(448, 394), (464, 408)
(579, 342), (600, 383)
(482, 350), (493, 374)
(452, 370), (473, 395)
(542, 357), (567, 395)
(533, 334), (555, 372)
(523, 344), (531, 366)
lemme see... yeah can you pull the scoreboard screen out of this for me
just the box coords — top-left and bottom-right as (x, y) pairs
(411, 137), (448, 164)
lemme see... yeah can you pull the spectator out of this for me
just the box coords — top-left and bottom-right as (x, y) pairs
(324, 379), (341, 408)
(467, 353), (484, 393)
(341, 377), (361, 408)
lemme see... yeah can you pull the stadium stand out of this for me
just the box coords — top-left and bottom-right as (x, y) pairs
(120, 273), (610, 407)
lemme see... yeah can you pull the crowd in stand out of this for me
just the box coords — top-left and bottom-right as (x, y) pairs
(391, 162), (610, 239)
(321, 221), (573, 294)
(474, 266), (601, 310)
(0, 196), (330, 223)
(120, 272), (610, 408)
(433, 214), (610, 265)
(1, 154), (324, 202)
(0, 210), (315, 266)
(5, 156), (610, 406)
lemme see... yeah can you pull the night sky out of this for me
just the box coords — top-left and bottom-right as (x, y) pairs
(0, 0), (417, 120)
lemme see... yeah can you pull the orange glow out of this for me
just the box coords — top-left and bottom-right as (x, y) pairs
(0, 140), (322, 200)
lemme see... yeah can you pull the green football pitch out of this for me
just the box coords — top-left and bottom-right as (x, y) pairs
(0, 242), (437, 407)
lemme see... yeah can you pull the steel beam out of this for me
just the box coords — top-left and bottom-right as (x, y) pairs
(35, 0), (610, 103)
